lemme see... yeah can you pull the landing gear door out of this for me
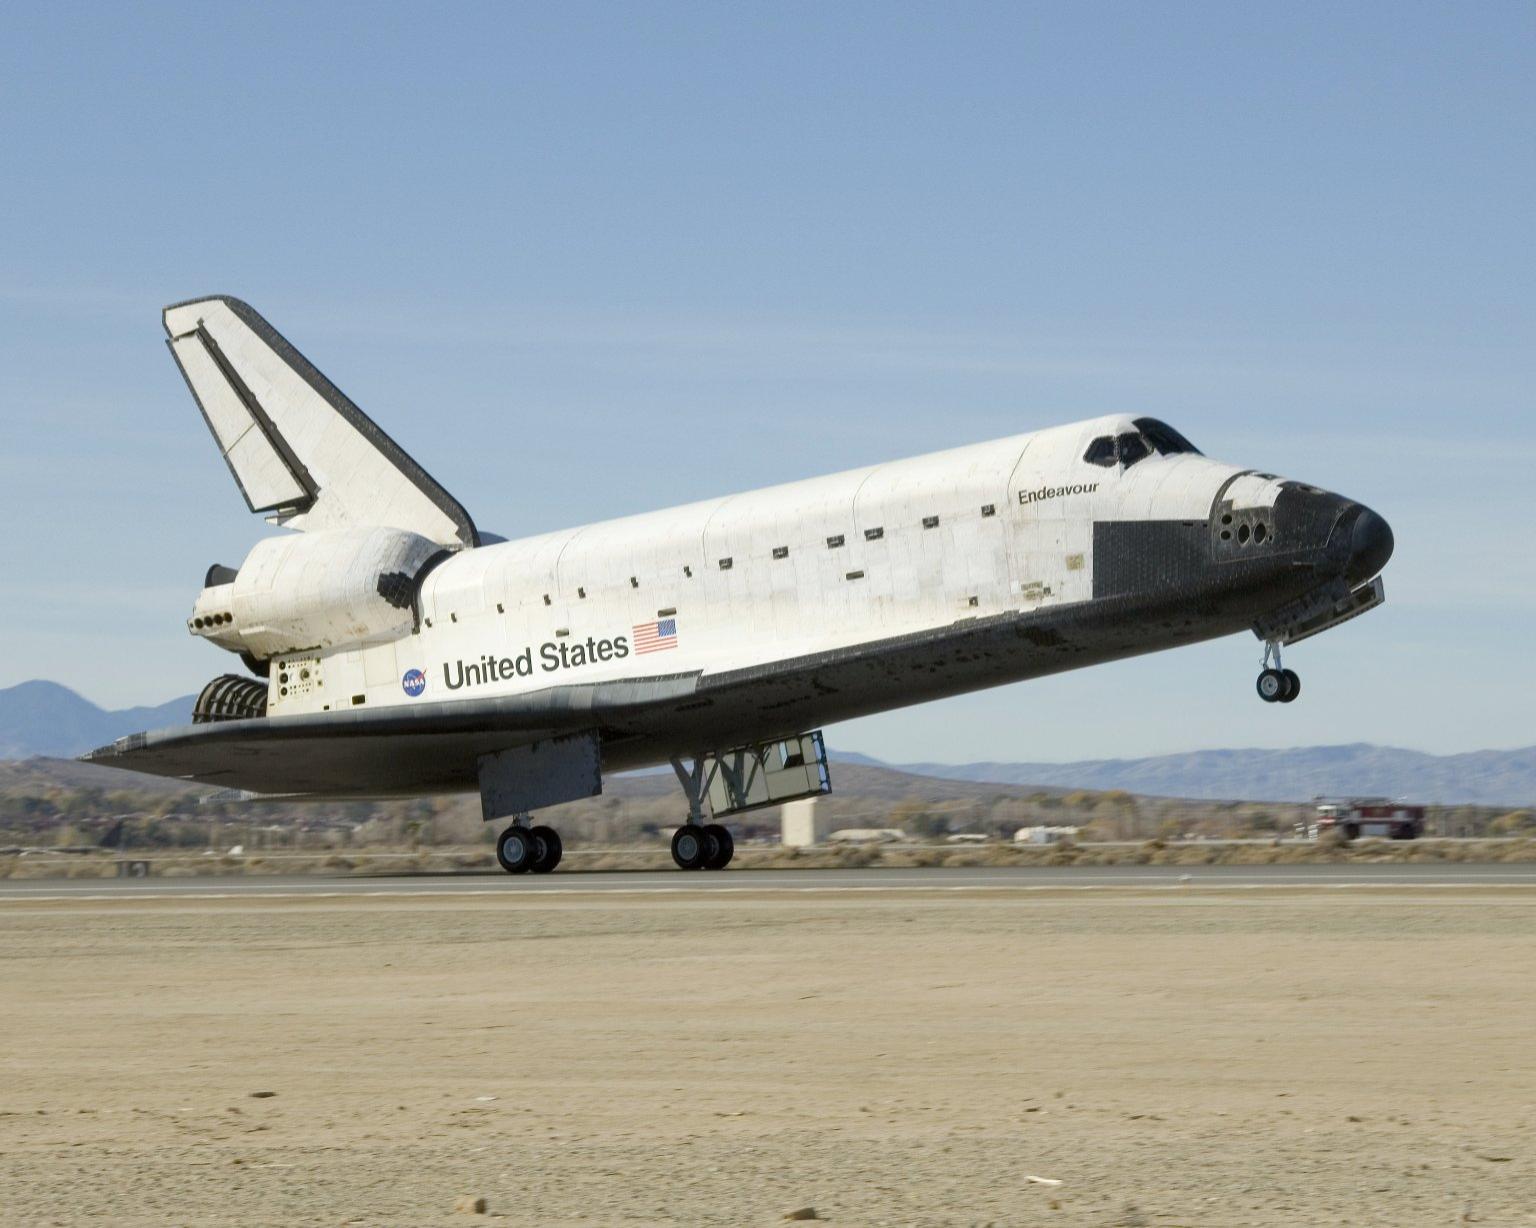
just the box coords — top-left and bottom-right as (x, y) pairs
(701, 731), (832, 818)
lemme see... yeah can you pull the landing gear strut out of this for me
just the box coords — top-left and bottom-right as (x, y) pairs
(1257, 642), (1300, 704)
(495, 818), (563, 875)
(668, 756), (735, 871)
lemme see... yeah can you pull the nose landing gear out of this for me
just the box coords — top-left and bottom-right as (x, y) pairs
(1257, 642), (1300, 704)
(1256, 668), (1299, 703)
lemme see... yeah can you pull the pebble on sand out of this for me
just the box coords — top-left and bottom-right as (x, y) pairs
(783, 1209), (819, 1221)
(453, 1195), (488, 1214)
(248, 1091), (277, 1099)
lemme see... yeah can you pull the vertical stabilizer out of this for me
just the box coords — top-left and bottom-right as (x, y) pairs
(163, 296), (478, 549)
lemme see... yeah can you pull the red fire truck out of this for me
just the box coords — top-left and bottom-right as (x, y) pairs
(1314, 799), (1425, 841)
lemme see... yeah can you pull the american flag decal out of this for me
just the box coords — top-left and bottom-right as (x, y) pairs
(632, 617), (678, 654)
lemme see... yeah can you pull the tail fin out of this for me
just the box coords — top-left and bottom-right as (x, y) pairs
(163, 296), (479, 548)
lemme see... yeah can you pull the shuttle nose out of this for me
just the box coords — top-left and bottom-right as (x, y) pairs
(1345, 506), (1393, 584)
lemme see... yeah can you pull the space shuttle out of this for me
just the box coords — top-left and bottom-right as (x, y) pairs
(85, 296), (1394, 874)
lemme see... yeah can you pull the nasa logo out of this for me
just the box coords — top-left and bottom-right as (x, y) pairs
(401, 668), (427, 697)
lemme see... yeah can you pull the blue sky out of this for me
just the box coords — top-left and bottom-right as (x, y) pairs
(1, 3), (1531, 761)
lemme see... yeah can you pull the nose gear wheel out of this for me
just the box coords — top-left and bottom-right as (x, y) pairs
(1257, 643), (1301, 704)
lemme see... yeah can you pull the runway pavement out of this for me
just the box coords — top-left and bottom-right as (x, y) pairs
(3, 860), (1535, 900)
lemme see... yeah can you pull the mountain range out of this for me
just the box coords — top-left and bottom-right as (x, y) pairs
(0, 681), (193, 761)
(835, 746), (1535, 807)
(2, 680), (1530, 806)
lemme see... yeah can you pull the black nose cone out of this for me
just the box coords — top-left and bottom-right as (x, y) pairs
(1346, 506), (1393, 584)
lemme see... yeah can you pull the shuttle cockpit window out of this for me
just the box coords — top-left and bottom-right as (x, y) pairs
(1133, 418), (1201, 456)
(1115, 432), (1151, 467)
(1083, 433), (1149, 468)
(1084, 420), (1201, 468)
(1084, 436), (1117, 466)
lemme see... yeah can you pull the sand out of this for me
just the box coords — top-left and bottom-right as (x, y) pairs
(2, 886), (1533, 1226)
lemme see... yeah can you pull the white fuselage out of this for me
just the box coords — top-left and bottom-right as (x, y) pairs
(258, 414), (1275, 722)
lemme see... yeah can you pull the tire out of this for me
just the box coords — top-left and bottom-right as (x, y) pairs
(1279, 669), (1301, 703)
(496, 826), (537, 875)
(530, 825), (563, 873)
(671, 824), (710, 870)
(1343, 823), (1360, 841)
(703, 824), (734, 870)
(1256, 668), (1286, 703)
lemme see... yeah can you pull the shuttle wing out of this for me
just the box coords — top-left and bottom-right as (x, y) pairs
(83, 604), (1099, 797)
(163, 296), (478, 549)
(82, 674), (703, 797)
(86, 716), (566, 798)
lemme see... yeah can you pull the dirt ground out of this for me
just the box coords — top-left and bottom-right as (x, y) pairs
(2, 887), (1533, 1227)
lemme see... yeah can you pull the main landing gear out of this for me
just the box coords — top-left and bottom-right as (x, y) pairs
(670, 822), (735, 871)
(668, 756), (735, 871)
(1256, 641), (1300, 704)
(495, 819), (563, 875)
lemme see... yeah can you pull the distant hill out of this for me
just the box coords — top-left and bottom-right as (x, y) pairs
(0, 681), (194, 760)
(838, 744), (1536, 807)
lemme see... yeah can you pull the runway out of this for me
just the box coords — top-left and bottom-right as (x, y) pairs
(6, 868), (1536, 1226)
(4, 859), (1535, 900)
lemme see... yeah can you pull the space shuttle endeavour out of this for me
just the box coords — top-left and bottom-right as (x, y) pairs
(85, 297), (1394, 874)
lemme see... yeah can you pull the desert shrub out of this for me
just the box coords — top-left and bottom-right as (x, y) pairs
(1496, 840), (1536, 863)
(1489, 810), (1535, 836)
(1316, 829), (1350, 852)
